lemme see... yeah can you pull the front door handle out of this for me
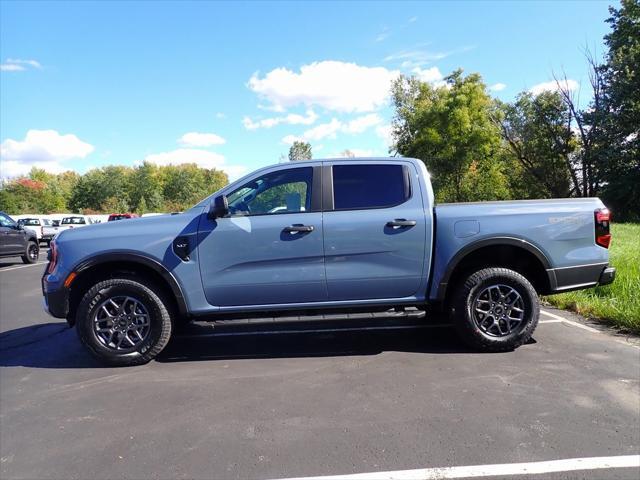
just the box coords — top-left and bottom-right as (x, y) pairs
(386, 219), (417, 228)
(283, 224), (314, 233)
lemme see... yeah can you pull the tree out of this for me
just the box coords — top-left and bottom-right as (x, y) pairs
(391, 69), (510, 202)
(340, 149), (356, 158)
(598, 0), (640, 220)
(288, 141), (312, 161)
(498, 91), (576, 198)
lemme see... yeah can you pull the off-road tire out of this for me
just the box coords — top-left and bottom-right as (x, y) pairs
(451, 267), (539, 352)
(21, 241), (39, 264)
(76, 277), (173, 366)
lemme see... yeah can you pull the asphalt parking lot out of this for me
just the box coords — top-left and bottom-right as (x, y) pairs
(1, 253), (639, 480)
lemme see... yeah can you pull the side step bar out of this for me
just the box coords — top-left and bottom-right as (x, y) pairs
(177, 308), (449, 338)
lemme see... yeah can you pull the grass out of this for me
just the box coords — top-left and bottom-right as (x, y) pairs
(545, 223), (640, 334)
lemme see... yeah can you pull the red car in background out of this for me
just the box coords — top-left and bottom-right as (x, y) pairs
(107, 213), (140, 222)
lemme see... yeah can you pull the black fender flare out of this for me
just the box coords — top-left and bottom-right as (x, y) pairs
(72, 251), (188, 317)
(435, 236), (554, 302)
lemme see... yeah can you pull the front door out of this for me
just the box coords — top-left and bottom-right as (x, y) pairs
(198, 165), (327, 307)
(0, 213), (23, 256)
(322, 162), (429, 301)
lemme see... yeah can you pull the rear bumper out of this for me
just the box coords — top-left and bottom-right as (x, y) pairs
(598, 266), (616, 286)
(547, 263), (616, 294)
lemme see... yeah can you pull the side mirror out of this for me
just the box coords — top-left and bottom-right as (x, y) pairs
(208, 195), (229, 219)
(15, 223), (23, 230)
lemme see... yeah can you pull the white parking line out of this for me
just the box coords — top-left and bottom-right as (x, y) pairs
(0, 262), (47, 273)
(271, 454), (640, 480)
(541, 309), (601, 333)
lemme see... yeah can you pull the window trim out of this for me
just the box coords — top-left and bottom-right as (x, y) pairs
(224, 166), (322, 218)
(323, 163), (413, 212)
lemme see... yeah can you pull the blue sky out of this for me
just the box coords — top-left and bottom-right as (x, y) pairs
(1, 0), (614, 180)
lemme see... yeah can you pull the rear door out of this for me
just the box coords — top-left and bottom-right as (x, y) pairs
(198, 165), (327, 306)
(322, 161), (429, 301)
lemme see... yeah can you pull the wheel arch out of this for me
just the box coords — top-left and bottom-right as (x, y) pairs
(66, 252), (188, 326)
(437, 237), (553, 305)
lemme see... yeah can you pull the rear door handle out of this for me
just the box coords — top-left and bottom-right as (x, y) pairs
(283, 224), (314, 233)
(386, 219), (417, 228)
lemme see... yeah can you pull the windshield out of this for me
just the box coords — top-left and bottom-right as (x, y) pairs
(19, 218), (40, 226)
(62, 217), (87, 225)
(109, 215), (129, 221)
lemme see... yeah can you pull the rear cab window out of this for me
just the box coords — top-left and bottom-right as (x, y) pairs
(332, 164), (410, 210)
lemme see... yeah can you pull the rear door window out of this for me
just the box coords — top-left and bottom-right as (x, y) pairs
(332, 164), (410, 210)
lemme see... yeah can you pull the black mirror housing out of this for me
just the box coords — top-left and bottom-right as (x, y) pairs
(208, 195), (229, 219)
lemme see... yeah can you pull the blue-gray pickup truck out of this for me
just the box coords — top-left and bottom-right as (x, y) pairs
(42, 158), (615, 365)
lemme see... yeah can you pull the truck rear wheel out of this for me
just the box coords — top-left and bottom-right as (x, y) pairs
(76, 277), (173, 366)
(451, 267), (539, 352)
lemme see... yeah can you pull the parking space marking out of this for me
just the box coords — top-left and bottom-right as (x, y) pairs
(272, 454), (640, 480)
(0, 262), (47, 273)
(541, 309), (601, 333)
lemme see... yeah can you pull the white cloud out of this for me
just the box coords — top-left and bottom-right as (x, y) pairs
(1, 58), (42, 72)
(143, 149), (246, 181)
(243, 109), (318, 130)
(0, 129), (94, 177)
(375, 124), (394, 147)
(178, 132), (226, 147)
(332, 149), (376, 158)
(529, 79), (579, 96)
(489, 83), (507, 92)
(411, 66), (444, 85)
(1, 64), (24, 72)
(408, 16), (418, 23)
(375, 27), (390, 42)
(281, 114), (384, 144)
(248, 61), (400, 113)
(215, 112), (226, 119)
(342, 114), (383, 134)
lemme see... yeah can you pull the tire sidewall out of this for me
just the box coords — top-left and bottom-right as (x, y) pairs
(453, 268), (539, 351)
(22, 241), (38, 264)
(77, 280), (170, 364)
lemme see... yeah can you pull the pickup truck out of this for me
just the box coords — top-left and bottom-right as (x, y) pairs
(0, 212), (40, 264)
(42, 158), (615, 366)
(17, 217), (56, 245)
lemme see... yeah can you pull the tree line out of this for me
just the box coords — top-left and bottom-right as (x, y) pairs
(389, 1), (638, 220)
(0, 162), (228, 215)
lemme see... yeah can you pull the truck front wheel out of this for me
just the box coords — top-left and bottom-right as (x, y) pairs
(451, 267), (539, 352)
(76, 277), (173, 366)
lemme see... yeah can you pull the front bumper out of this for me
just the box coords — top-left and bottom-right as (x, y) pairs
(41, 272), (69, 319)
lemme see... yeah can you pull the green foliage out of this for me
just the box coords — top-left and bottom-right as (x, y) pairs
(288, 141), (312, 161)
(391, 69), (509, 202)
(0, 163), (229, 215)
(498, 92), (576, 198)
(598, 0), (640, 221)
(546, 223), (640, 333)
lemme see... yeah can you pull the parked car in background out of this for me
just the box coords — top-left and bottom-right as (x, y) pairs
(107, 213), (140, 221)
(57, 215), (94, 233)
(42, 157), (615, 366)
(17, 217), (56, 245)
(0, 212), (39, 263)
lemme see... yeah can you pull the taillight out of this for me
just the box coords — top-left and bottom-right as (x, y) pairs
(595, 208), (611, 248)
(47, 241), (58, 273)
